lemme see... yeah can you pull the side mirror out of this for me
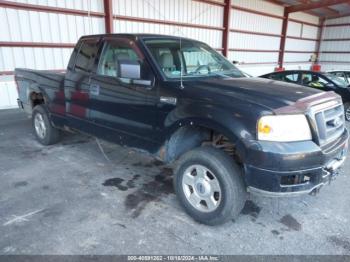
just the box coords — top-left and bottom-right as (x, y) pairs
(118, 59), (152, 87)
(232, 60), (239, 65)
(118, 59), (141, 79)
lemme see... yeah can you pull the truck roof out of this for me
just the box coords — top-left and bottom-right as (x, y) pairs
(79, 33), (202, 43)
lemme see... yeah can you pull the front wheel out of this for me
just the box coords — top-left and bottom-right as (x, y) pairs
(174, 146), (246, 225)
(344, 102), (350, 122)
(32, 105), (61, 145)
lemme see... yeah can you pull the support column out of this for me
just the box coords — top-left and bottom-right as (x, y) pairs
(315, 18), (325, 63)
(104, 0), (113, 34)
(277, 9), (289, 71)
(222, 0), (231, 57)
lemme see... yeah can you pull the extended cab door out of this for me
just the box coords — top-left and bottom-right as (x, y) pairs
(64, 37), (101, 129)
(88, 37), (159, 150)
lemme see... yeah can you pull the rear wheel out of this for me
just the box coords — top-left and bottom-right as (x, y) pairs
(32, 105), (60, 145)
(344, 102), (350, 122)
(174, 146), (246, 225)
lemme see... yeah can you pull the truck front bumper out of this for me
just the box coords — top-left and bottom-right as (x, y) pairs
(244, 129), (349, 197)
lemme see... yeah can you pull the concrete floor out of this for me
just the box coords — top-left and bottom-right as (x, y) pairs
(0, 108), (349, 255)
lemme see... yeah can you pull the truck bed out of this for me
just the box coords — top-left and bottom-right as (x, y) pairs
(15, 68), (65, 115)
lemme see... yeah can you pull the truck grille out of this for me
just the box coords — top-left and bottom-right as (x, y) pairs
(310, 102), (345, 146)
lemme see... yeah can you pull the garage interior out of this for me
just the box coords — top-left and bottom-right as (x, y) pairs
(0, 0), (350, 255)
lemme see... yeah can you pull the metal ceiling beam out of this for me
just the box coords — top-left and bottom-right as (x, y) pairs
(325, 12), (350, 19)
(264, 0), (288, 6)
(0, 0), (105, 17)
(297, 0), (340, 16)
(286, 0), (350, 13)
(295, 0), (326, 16)
(323, 6), (340, 15)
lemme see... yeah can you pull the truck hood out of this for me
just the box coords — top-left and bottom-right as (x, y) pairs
(185, 77), (321, 111)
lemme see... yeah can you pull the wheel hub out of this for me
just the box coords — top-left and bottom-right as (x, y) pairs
(346, 107), (350, 121)
(195, 179), (211, 197)
(34, 113), (46, 139)
(182, 164), (221, 213)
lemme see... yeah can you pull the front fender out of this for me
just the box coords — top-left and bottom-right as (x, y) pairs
(164, 102), (257, 161)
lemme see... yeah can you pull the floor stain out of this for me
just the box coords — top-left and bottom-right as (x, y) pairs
(21, 149), (42, 158)
(279, 214), (302, 231)
(14, 181), (28, 188)
(126, 174), (141, 189)
(271, 230), (280, 236)
(241, 200), (261, 218)
(42, 206), (64, 218)
(132, 159), (164, 168)
(125, 167), (174, 218)
(114, 223), (127, 229)
(103, 178), (128, 191)
(327, 236), (350, 251)
(256, 222), (266, 227)
(61, 139), (90, 146)
(151, 159), (164, 166)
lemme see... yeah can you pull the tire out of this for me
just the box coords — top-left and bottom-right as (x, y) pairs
(32, 105), (60, 145)
(174, 146), (246, 225)
(344, 102), (350, 122)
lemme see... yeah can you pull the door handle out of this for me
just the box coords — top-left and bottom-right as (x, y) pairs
(90, 84), (100, 96)
(160, 96), (177, 105)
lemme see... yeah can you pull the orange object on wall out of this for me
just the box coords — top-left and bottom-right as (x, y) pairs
(275, 67), (285, 72)
(311, 64), (321, 72)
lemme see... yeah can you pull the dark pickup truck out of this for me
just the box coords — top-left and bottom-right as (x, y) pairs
(16, 34), (349, 225)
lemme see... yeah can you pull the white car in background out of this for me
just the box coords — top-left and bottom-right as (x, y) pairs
(328, 70), (350, 85)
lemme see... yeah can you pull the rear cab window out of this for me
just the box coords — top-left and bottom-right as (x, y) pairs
(74, 38), (101, 74)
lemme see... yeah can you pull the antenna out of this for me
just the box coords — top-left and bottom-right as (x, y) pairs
(179, 37), (184, 89)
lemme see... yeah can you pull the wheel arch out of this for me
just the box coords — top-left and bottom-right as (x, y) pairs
(161, 116), (252, 164)
(26, 81), (49, 109)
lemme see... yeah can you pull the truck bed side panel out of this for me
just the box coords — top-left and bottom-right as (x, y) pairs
(15, 68), (66, 120)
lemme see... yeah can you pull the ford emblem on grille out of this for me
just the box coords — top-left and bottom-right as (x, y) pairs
(329, 117), (342, 128)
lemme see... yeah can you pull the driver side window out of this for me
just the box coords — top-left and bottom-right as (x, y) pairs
(97, 40), (140, 77)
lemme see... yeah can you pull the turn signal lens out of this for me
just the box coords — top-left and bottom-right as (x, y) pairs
(258, 121), (271, 134)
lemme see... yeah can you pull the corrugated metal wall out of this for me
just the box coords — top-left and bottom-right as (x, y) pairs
(0, 0), (331, 109)
(0, 0), (105, 109)
(113, 0), (224, 49)
(229, 0), (283, 75)
(229, 0), (320, 76)
(319, 16), (350, 71)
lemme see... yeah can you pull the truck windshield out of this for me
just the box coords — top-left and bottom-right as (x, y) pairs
(143, 39), (245, 79)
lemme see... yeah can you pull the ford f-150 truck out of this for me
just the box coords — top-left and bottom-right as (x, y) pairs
(15, 34), (349, 225)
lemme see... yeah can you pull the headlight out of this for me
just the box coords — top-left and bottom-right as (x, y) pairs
(257, 114), (312, 142)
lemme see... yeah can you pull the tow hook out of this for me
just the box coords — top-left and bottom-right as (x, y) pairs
(309, 187), (321, 196)
(323, 168), (338, 185)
